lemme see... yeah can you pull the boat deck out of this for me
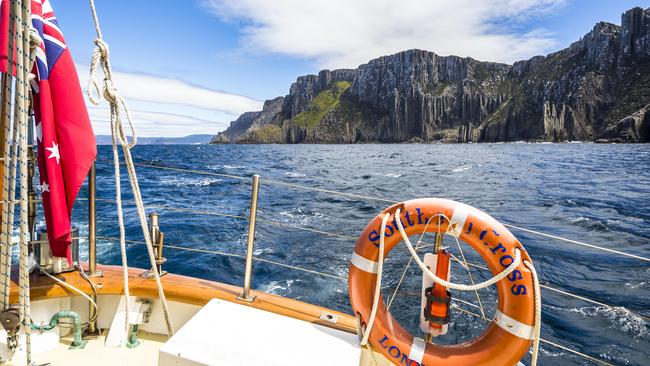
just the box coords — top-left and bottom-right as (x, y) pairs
(1, 265), (393, 365)
(16, 331), (166, 366)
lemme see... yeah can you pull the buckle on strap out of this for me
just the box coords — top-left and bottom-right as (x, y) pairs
(423, 285), (451, 325)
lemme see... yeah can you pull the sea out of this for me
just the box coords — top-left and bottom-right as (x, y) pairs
(67, 143), (649, 365)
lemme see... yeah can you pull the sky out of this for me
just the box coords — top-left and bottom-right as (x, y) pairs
(50, 0), (650, 137)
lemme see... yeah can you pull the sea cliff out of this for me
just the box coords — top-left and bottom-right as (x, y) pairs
(212, 7), (650, 144)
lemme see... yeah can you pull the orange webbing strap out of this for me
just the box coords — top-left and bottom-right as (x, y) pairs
(424, 249), (451, 328)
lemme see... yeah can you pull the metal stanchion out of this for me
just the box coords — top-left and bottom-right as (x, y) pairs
(84, 162), (101, 338)
(238, 174), (260, 302)
(88, 162), (99, 276)
(142, 212), (167, 278)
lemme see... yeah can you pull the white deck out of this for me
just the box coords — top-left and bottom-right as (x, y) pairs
(159, 299), (364, 366)
(1, 296), (391, 365)
(15, 331), (167, 366)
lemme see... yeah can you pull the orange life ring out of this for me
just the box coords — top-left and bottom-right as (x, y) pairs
(349, 198), (535, 366)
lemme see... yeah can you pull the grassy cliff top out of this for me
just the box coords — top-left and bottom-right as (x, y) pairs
(293, 81), (352, 128)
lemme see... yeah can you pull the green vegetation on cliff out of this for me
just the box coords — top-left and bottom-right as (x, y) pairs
(293, 81), (351, 128)
(237, 124), (283, 143)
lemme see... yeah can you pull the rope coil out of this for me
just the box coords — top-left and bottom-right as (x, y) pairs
(86, 0), (173, 338)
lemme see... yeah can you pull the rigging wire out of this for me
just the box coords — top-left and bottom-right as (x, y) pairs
(91, 196), (649, 322)
(95, 235), (631, 365)
(103, 160), (649, 262)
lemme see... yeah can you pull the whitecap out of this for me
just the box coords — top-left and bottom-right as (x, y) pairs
(624, 281), (647, 290)
(452, 165), (472, 172)
(278, 207), (326, 225)
(562, 216), (608, 231)
(284, 171), (306, 178)
(159, 176), (222, 187)
(383, 173), (402, 178)
(253, 247), (273, 256)
(259, 279), (295, 295)
(206, 164), (244, 170)
(552, 305), (648, 338)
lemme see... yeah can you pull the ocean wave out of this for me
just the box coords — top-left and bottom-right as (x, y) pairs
(452, 165), (472, 172)
(259, 279), (296, 295)
(253, 247), (273, 256)
(206, 164), (245, 170)
(382, 172), (402, 178)
(559, 216), (609, 232)
(624, 281), (647, 290)
(551, 305), (648, 338)
(159, 176), (222, 187)
(284, 171), (306, 178)
(279, 207), (326, 225)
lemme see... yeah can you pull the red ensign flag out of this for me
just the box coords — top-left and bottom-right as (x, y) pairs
(1, 0), (96, 260)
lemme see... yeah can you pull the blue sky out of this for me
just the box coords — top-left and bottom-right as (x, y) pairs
(51, 0), (649, 137)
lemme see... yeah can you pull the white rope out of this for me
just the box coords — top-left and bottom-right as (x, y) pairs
(443, 213), (487, 319)
(18, 0), (33, 361)
(393, 208), (543, 365)
(86, 0), (174, 337)
(0, 0), (40, 363)
(359, 212), (389, 346)
(0, 0), (18, 312)
(523, 260), (542, 366)
(386, 215), (437, 310)
(394, 208), (521, 291)
(41, 271), (99, 321)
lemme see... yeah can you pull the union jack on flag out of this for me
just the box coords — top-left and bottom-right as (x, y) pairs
(1, 0), (97, 261)
(31, 0), (66, 82)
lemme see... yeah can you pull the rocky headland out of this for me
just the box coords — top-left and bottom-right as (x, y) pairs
(212, 7), (650, 144)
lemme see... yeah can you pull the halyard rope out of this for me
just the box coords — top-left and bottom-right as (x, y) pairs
(19, 0), (39, 362)
(0, 0), (18, 313)
(0, 0), (40, 363)
(86, 0), (174, 337)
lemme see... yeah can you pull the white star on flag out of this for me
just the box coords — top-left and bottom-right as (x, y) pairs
(38, 181), (50, 193)
(35, 122), (42, 143)
(45, 142), (60, 164)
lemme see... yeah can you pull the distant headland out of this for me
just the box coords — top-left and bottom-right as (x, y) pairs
(212, 7), (650, 144)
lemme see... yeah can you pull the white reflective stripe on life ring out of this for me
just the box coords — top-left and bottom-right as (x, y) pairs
(494, 310), (535, 340)
(408, 337), (426, 363)
(448, 203), (469, 238)
(350, 252), (378, 274)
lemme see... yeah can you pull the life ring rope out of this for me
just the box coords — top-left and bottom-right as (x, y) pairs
(523, 258), (542, 365)
(359, 212), (390, 347)
(352, 200), (542, 366)
(395, 208), (523, 291)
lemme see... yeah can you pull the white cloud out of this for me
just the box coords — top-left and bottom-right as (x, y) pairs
(201, 0), (566, 68)
(76, 65), (263, 137)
